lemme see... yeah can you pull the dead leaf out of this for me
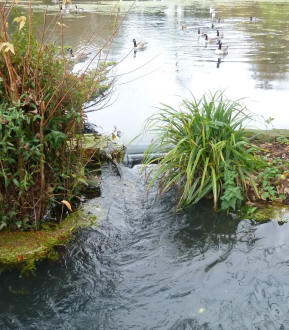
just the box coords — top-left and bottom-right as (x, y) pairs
(23, 143), (30, 150)
(57, 22), (68, 28)
(13, 16), (26, 30)
(61, 200), (72, 212)
(46, 185), (54, 194)
(111, 133), (116, 140)
(0, 42), (15, 55)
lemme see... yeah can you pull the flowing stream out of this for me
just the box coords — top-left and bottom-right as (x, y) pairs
(2, 165), (289, 329)
(2, 1), (289, 329)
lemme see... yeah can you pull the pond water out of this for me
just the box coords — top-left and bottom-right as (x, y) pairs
(28, 0), (289, 148)
(2, 165), (289, 329)
(72, 0), (289, 149)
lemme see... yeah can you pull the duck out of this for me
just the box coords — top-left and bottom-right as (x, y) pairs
(215, 40), (228, 55)
(66, 48), (91, 62)
(197, 28), (205, 36)
(75, 4), (84, 13)
(216, 29), (224, 38)
(133, 38), (148, 51)
(60, 3), (71, 13)
(203, 33), (217, 43)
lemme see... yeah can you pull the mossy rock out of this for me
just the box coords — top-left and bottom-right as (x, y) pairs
(0, 210), (97, 274)
(83, 134), (126, 166)
(244, 202), (289, 222)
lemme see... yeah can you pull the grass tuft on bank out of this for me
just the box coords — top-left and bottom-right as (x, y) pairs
(143, 93), (264, 211)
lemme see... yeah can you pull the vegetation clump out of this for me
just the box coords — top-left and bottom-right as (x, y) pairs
(0, 4), (113, 230)
(143, 93), (263, 211)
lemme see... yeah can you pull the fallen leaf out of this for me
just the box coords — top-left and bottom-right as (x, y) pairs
(57, 22), (68, 28)
(13, 16), (26, 30)
(0, 42), (15, 54)
(61, 200), (72, 212)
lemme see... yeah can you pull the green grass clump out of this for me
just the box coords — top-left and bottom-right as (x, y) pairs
(143, 93), (263, 211)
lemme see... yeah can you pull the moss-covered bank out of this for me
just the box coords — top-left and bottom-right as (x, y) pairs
(0, 210), (97, 274)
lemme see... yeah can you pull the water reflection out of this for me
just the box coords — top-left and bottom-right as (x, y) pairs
(25, 0), (289, 142)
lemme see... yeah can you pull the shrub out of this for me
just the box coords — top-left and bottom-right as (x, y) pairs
(143, 93), (263, 211)
(0, 5), (113, 230)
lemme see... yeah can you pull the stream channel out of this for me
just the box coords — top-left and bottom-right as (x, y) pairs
(2, 164), (289, 329)
(2, 0), (289, 329)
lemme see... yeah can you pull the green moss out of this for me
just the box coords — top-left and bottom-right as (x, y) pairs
(83, 134), (126, 164)
(242, 202), (289, 222)
(0, 210), (97, 274)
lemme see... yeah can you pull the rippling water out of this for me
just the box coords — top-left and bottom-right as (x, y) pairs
(2, 165), (289, 329)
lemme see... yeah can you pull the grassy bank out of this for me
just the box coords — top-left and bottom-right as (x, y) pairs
(142, 94), (289, 217)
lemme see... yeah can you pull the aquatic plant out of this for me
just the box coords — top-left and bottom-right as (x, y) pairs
(143, 93), (262, 211)
(0, 3), (116, 230)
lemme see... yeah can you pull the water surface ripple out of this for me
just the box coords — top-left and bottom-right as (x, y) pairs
(1, 165), (289, 329)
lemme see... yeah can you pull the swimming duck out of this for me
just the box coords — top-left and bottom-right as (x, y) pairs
(75, 4), (84, 13)
(215, 40), (228, 55)
(216, 30), (224, 38)
(66, 48), (91, 62)
(197, 28), (205, 36)
(133, 38), (148, 51)
(60, 3), (71, 13)
(203, 33), (217, 43)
